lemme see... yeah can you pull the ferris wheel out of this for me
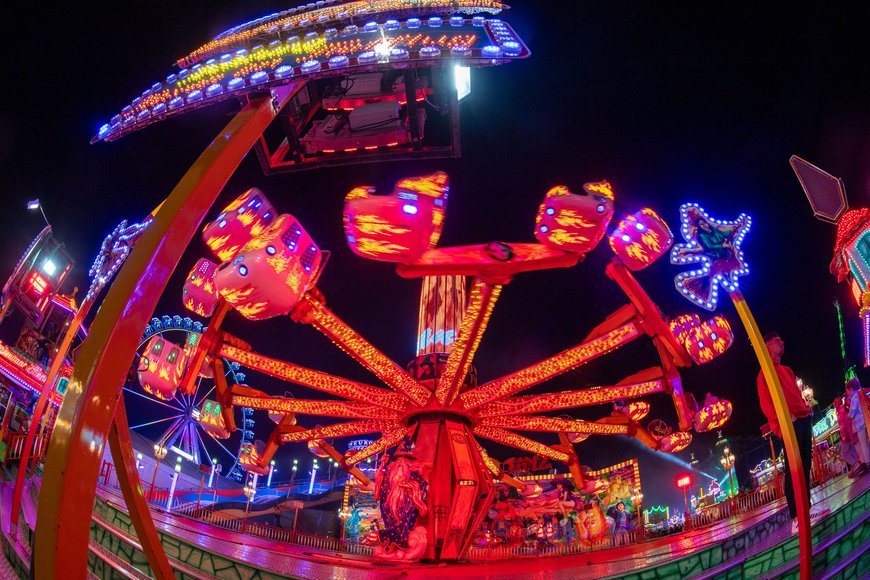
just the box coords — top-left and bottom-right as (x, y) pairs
(122, 314), (255, 481)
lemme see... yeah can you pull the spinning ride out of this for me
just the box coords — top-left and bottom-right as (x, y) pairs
(124, 315), (254, 480)
(174, 177), (736, 561)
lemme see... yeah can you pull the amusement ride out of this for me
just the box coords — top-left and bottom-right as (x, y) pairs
(0, 2), (861, 579)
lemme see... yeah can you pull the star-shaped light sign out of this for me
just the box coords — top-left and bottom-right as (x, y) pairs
(669, 203), (751, 310)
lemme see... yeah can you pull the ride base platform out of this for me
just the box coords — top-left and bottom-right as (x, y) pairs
(1, 471), (868, 579)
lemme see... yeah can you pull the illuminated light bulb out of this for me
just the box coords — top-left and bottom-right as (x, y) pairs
(305, 31), (318, 39)
(324, 27), (338, 37)
(450, 16), (464, 27)
(389, 47), (409, 60)
(137, 110), (151, 121)
(419, 46), (440, 58)
(428, 16), (443, 27)
(328, 54), (349, 68)
(152, 102), (166, 115)
(301, 59), (321, 73)
(402, 204), (418, 215)
(407, 18), (421, 29)
(502, 41), (521, 56)
(385, 19), (399, 30)
(187, 89), (203, 102)
(472, 16), (486, 26)
(343, 24), (358, 35)
(482, 45), (503, 58)
(98, 124), (110, 136)
(540, 225), (549, 233)
(450, 45), (471, 56)
(275, 64), (294, 79)
(168, 96), (183, 110)
(206, 83), (223, 97)
(363, 21), (378, 32)
(621, 234), (631, 242)
(178, 68), (190, 79)
(250, 71), (269, 85)
(357, 50), (377, 64)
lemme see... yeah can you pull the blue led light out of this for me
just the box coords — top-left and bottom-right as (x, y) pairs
(697, 341), (705, 348)
(451, 45), (471, 56)
(187, 89), (203, 102)
(450, 16), (464, 26)
(343, 24), (358, 35)
(152, 102), (166, 115)
(168, 96), (183, 110)
(407, 18), (421, 28)
(239, 265), (248, 276)
(357, 51), (377, 64)
(220, 53), (233, 63)
(166, 73), (178, 84)
(636, 222), (646, 231)
(621, 234), (631, 242)
(482, 45), (503, 58)
(266, 245), (277, 255)
(275, 65), (294, 79)
(218, 219), (227, 228)
(329, 55), (349, 68)
(502, 41), (521, 56)
(252, 44), (264, 53)
(228, 77), (245, 91)
(711, 333), (718, 340)
(324, 27), (338, 37)
(428, 16), (443, 27)
(206, 83), (223, 97)
(546, 207), (555, 216)
(305, 31), (318, 39)
(301, 59), (321, 73)
(389, 48), (409, 60)
(541, 225), (549, 233)
(179, 68), (190, 79)
(402, 204), (418, 215)
(137, 109), (151, 121)
(472, 16), (486, 26)
(597, 204), (605, 213)
(385, 19), (399, 30)
(363, 21), (378, 32)
(151, 82), (162, 91)
(98, 124), (110, 136)
(419, 46), (441, 58)
(250, 71), (269, 85)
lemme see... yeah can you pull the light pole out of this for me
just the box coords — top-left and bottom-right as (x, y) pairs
(208, 458), (218, 489)
(149, 444), (168, 500)
(242, 479), (257, 530)
(167, 460), (182, 512)
(632, 490), (645, 541)
(26, 199), (50, 228)
(212, 464), (222, 504)
(309, 459), (319, 494)
(720, 447), (736, 510)
(267, 459), (276, 488)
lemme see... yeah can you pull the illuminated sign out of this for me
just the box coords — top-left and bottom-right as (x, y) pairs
(676, 473), (693, 489)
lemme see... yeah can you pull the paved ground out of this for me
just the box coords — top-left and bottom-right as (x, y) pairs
(3, 470), (869, 579)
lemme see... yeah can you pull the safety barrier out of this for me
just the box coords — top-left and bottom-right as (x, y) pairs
(466, 530), (638, 561)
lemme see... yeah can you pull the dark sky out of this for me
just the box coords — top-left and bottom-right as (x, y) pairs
(3, 2), (870, 509)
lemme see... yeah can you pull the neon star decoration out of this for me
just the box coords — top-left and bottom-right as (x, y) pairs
(86, 217), (153, 303)
(669, 203), (751, 311)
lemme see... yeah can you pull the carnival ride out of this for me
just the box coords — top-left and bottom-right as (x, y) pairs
(30, 1), (756, 575)
(135, 171), (737, 562)
(123, 315), (254, 480)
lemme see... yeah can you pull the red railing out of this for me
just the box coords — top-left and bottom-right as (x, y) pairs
(466, 530), (638, 561)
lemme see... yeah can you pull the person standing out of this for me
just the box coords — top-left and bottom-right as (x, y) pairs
(833, 396), (861, 477)
(846, 378), (870, 475)
(756, 332), (825, 533)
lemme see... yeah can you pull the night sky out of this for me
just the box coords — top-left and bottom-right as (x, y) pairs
(3, 2), (870, 510)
